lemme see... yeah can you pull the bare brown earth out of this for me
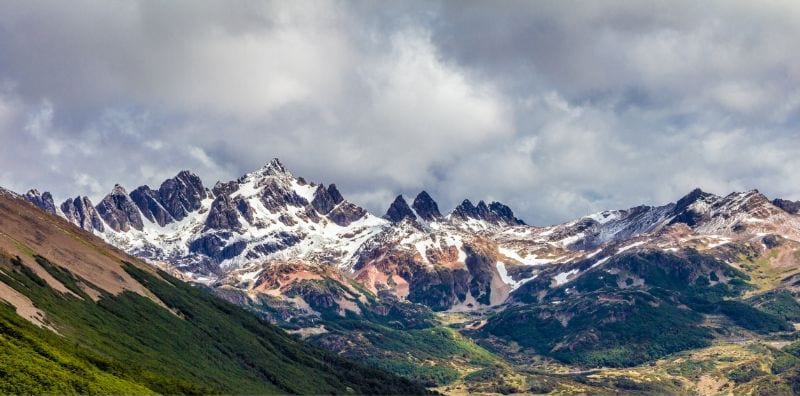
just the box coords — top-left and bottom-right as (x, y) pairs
(0, 190), (166, 322)
(0, 279), (54, 331)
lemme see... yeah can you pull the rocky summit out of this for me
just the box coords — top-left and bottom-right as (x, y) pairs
(384, 194), (417, 222)
(412, 191), (442, 221)
(24, 189), (57, 215)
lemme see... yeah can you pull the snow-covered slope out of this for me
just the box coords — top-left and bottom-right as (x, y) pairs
(88, 159), (387, 283)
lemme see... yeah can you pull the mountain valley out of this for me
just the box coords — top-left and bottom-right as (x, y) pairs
(10, 158), (800, 394)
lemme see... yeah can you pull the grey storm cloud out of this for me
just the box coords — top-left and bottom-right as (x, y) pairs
(0, 0), (799, 225)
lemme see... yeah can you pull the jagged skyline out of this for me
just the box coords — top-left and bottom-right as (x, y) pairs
(1, 1), (799, 224)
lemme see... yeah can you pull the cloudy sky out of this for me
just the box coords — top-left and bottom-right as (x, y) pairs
(1, 1), (799, 225)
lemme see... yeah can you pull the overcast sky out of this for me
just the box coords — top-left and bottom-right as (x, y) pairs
(1, 1), (799, 225)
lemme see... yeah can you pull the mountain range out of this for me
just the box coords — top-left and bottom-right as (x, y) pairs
(10, 158), (800, 394)
(0, 186), (425, 395)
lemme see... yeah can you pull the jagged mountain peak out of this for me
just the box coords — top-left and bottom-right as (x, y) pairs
(384, 194), (416, 222)
(488, 201), (525, 225)
(0, 189), (424, 395)
(205, 194), (242, 231)
(96, 184), (144, 232)
(260, 157), (287, 175)
(237, 158), (295, 187)
(707, 189), (784, 223)
(327, 184), (344, 204)
(176, 169), (201, 180)
(311, 184), (338, 215)
(773, 198), (800, 214)
(24, 189), (57, 215)
(110, 183), (128, 194)
(130, 184), (174, 227)
(212, 180), (240, 197)
(452, 199), (477, 218)
(60, 196), (104, 232)
(675, 187), (718, 211)
(451, 198), (524, 225)
(411, 191), (441, 221)
(307, 183), (348, 218)
(158, 170), (207, 221)
(674, 189), (774, 219)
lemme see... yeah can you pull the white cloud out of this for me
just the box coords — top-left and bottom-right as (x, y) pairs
(0, 1), (799, 224)
(188, 146), (218, 169)
(73, 173), (104, 198)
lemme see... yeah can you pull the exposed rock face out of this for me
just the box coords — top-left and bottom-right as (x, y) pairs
(24, 189), (57, 215)
(762, 234), (783, 249)
(407, 246), (499, 310)
(452, 199), (480, 220)
(95, 185), (145, 232)
(773, 198), (800, 214)
(263, 158), (287, 176)
(488, 202), (525, 225)
(327, 202), (366, 226)
(247, 232), (301, 257)
(411, 191), (441, 221)
(665, 189), (780, 230)
(407, 267), (470, 311)
(130, 186), (174, 227)
(728, 190), (778, 219)
(674, 188), (714, 213)
(212, 180), (240, 197)
(158, 171), (207, 221)
(310, 183), (365, 225)
(384, 195), (416, 222)
(463, 245), (497, 305)
(283, 281), (341, 311)
(188, 233), (226, 258)
(311, 185), (337, 215)
(354, 244), (466, 310)
(452, 199), (524, 225)
(669, 188), (715, 227)
(61, 196), (105, 232)
(188, 232), (247, 261)
(260, 179), (308, 212)
(326, 184), (344, 205)
(205, 195), (242, 231)
(355, 240), (502, 311)
(233, 196), (255, 224)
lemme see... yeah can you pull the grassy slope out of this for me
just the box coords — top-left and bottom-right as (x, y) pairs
(0, 305), (155, 395)
(567, 343), (800, 395)
(313, 320), (502, 387)
(480, 250), (794, 367)
(0, 254), (426, 395)
(233, 270), (504, 388)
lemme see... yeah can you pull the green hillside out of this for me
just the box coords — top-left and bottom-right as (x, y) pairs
(481, 250), (794, 367)
(0, 254), (426, 395)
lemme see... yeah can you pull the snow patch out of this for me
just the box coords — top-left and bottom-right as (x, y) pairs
(591, 257), (610, 268)
(496, 261), (538, 291)
(586, 211), (620, 224)
(498, 247), (552, 266)
(553, 269), (579, 286)
(616, 240), (647, 254)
